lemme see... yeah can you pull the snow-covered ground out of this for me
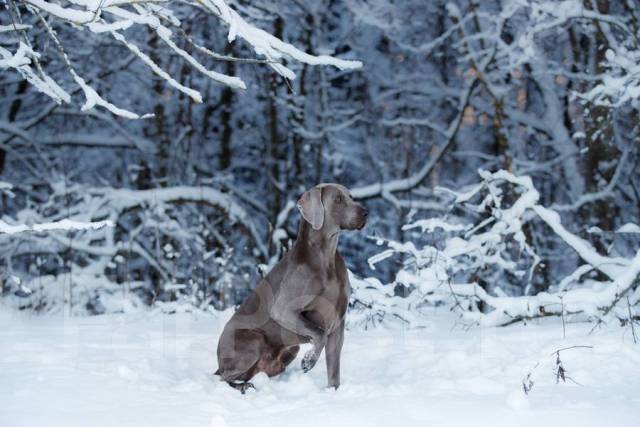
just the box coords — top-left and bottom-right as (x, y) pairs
(1, 308), (639, 427)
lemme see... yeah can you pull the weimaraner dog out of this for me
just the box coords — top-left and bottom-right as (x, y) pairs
(215, 183), (368, 393)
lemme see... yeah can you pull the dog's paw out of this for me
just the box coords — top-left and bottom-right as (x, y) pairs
(228, 381), (255, 394)
(301, 350), (318, 373)
(239, 382), (255, 394)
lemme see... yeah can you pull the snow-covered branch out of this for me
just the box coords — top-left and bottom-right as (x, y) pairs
(1, 0), (362, 118)
(582, 47), (640, 107)
(0, 218), (113, 234)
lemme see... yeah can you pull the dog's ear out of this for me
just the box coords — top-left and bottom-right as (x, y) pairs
(297, 187), (324, 230)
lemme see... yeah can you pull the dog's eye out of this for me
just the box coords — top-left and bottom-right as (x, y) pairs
(335, 195), (343, 203)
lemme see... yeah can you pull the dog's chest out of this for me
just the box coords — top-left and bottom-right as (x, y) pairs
(319, 276), (343, 298)
(305, 281), (348, 333)
(316, 275), (349, 317)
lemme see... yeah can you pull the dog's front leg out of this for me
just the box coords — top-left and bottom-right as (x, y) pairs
(301, 336), (325, 373)
(325, 320), (344, 389)
(270, 300), (326, 367)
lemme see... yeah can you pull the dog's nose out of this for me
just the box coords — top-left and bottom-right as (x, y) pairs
(362, 208), (369, 217)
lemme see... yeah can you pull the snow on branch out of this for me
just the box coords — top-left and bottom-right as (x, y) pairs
(581, 47), (640, 107)
(0, 218), (113, 234)
(0, 181), (16, 198)
(202, 0), (362, 79)
(0, 43), (71, 104)
(1, 0), (362, 118)
(484, 170), (630, 279)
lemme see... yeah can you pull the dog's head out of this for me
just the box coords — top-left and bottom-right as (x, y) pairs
(297, 183), (368, 232)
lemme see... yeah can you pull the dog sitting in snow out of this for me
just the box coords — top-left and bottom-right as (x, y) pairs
(215, 184), (368, 392)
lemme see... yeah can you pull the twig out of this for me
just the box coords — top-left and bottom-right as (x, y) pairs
(549, 345), (594, 356)
(522, 362), (538, 395)
(554, 352), (565, 384)
(588, 318), (603, 335)
(627, 295), (637, 344)
(560, 295), (566, 338)
(523, 345), (593, 395)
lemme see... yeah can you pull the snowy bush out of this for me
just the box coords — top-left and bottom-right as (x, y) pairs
(4, 169), (638, 323)
(349, 170), (640, 328)
(0, 182), (263, 314)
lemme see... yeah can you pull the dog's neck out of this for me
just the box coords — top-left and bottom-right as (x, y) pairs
(294, 220), (339, 270)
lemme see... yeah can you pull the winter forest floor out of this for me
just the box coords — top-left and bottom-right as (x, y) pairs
(1, 308), (639, 427)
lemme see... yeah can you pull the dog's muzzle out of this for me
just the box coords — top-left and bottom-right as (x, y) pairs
(356, 208), (368, 230)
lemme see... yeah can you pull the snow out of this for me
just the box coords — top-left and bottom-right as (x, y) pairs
(448, 249), (640, 325)
(617, 223), (640, 234)
(23, 0), (95, 24)
(156, 31), (246, 91)
(1, 309), (639, 427)
(112, 3), (247, 90)
(0, 180), (14, 197)
(0, 44), (31, 69)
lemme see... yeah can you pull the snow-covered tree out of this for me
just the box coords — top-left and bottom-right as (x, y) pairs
(1, 0), (638, 318)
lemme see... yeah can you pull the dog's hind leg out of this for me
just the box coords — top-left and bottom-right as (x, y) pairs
(217, 329), (266, 392)
(219, 362), (260, 393)
(254, 344), (300, 378)
(279, 345), (300, 368)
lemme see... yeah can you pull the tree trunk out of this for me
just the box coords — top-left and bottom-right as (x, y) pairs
(219, 44), (236, 170)
(581, 0), (618, 232)
(290, 13), (313, 180)
(148, 29), (170, 188)
(1, 80), (29, 175)
(267, 17), (284, 225)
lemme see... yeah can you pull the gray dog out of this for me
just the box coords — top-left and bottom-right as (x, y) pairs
(215, 183), (368, 393)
